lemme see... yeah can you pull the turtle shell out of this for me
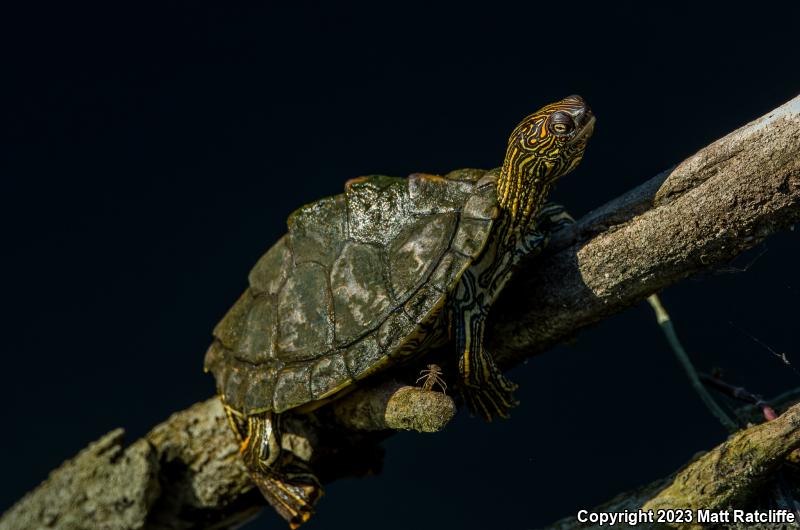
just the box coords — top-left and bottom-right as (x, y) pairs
(204, 168), (500, 414)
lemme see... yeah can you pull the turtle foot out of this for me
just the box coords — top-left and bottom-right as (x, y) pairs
(462, 374), (519, 421)
(250, 466), (323, 529)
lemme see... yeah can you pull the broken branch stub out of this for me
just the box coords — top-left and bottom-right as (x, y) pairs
(331, 380), (456, 432)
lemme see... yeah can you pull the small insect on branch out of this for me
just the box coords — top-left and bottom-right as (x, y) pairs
(416, 364), (447, 394)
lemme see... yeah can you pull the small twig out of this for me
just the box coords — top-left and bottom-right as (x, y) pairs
(647, 294), (739, 432)
(699, 373), (778, 421)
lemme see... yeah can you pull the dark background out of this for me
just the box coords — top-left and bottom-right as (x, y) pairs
(2, 2), (799, 528)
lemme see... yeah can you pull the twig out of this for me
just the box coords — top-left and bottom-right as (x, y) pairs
(699, 373), (777, 421)
(647, 294), (739, 432)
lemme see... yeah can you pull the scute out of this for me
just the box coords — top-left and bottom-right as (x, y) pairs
(249, 236), (291, 296)
(388, 213), (456, 302)
(222, 361), (247, 411)
(452, 218), (493, 258)
(330, 241), (393, 344)
(204, 339), (279, 415)
(445, 168), (486, 184)
(408, 173), (473, 214)
(343, 334), (384, 379)
(346, 176), (411, 246)
(403, 285), (444, 324)
(235, 293), (277, 364)
(310, 353), (351, 400)
(277, 262), (333, 360)
(206, 169), (501, 414)
(462, 190), (499, 220)
(273, 364), (313, 413)
(212, 290), (252, 350)
(288, 195), (346, 266)
(377, 310), (414, 352)
(242, 365), (278, 413)
(428, 251), (472, 292)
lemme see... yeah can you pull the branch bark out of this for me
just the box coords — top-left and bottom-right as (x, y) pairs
(544, 391), (800, 530)
(2, 95), (799, 530)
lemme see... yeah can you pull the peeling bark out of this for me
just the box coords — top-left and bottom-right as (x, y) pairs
(0, 430), (160, 530)
(2, 95), (799, 530)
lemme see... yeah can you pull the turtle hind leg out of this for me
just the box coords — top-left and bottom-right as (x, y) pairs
(249, 463), (322, 529)
(237, 410), (323, 528)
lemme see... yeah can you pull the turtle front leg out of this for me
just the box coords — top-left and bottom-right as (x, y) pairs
(231, 408), (323, 528)
(454, 202), (574, 420)
(453, 276), (519, 420)
(537, 201), (575, 234)
(512, 201), (574, 265)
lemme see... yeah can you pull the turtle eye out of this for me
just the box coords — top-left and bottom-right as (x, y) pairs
(549, 112), (574, 136)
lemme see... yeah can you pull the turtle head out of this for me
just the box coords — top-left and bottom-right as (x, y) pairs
(497, 95), (595, 226)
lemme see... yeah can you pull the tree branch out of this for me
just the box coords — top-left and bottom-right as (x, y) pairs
(544, 390), (800, 530)
(2, 95), (798, 530)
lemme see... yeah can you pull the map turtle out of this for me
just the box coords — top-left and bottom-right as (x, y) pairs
(204, 95), (595, 526)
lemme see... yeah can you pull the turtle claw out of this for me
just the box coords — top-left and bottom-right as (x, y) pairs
(458, 341), (520, 420)
(462, 378), (519, 421)
(250, 468), (322, 529)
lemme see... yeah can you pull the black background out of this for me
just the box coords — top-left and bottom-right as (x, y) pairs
(3, 2), (799, 529)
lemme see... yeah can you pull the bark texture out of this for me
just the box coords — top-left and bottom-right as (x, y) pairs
(330, 380), (456, 432)
(2, 95), (799, 530)
(545, 392), (800, 530)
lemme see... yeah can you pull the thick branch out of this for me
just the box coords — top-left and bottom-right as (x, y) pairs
(2, 95), (799, 530)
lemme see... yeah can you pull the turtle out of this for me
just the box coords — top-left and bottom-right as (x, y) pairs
(204, 94), (595, 527)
